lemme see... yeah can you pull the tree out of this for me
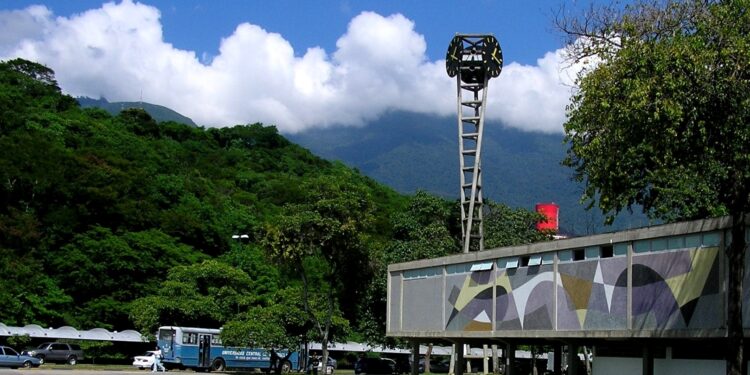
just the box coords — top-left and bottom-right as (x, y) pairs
(222, 286), (349, 374)
(484, 200), (550, 248)
(263, 176), (372, 372)
(129, 260), (259, 336)
(557, 1), (750, 373)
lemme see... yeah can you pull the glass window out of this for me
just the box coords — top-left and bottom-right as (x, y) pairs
(211, 335), (222, 345)
(651, 238), (667, 251)
(470, 262), (493, 271)
(634, 240), (650, 253)
(51, 344), (67, 350)
(541, 253), (555, 265)
(447, 263), (471, 275)
(183, 332), (199, 345)
(601, 245), (614, 258)
(528, 254), (542, 266)
(667, 236), (684, 249)
(5, 347), (17, 355)
(685, 234), (701, 248)
(585, 247), (600, 259)
(614, 243), (628, 256)
(558, 250), (572, 262)
(703, 232), (721, 247)
(505, 257), (519, 269)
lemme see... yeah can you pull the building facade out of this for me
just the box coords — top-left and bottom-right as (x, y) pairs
(387, 216), (749, 375)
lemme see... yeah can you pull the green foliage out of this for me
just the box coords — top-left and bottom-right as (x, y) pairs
(0, 58), (551, 356)
(262, 176), (373, 347)
(4, 334), (31, 350)
(563, 0), (750, 224)
(0, 58), (394, 334)
(484, 200), (551, 248)
(129, 260), (262, 335)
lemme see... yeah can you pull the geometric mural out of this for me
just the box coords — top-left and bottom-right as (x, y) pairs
(631, 247), (721, 329)
(558, 257), (628, 330)
(441, 247), (722, 333)
(495, 265), (554, 330)
(446, 270), (494, 331)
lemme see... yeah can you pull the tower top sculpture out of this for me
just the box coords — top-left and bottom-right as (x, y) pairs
(446, 34), (503, 253)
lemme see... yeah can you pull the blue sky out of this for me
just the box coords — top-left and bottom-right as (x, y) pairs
(1, 0), (588, 133)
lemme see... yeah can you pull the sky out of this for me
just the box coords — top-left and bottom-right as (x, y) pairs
(0, 0), (589, 134)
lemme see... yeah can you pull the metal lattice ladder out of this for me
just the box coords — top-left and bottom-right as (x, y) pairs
(456, 73), (489, 253)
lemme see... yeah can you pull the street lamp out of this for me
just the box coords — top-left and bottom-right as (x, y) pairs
(231, 234), (249, 240)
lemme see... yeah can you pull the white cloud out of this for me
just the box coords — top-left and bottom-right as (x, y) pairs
(0, 1), (582, 134)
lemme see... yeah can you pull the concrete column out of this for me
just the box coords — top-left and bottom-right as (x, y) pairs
(567, 344), (578, 375)
(642, 345), (653, 375)
(483, 344), (489, 374)
(491, 344), (499, 374)
(553, 344), (562, 375)
(455, 343), (465, 375)
(505, 343), (516, 375)
(411, 342), (420, 375)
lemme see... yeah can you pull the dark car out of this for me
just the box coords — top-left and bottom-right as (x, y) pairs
(0, 346), (41, 369)
(355, 357), (396, 375)
(23, 342), (83, 365)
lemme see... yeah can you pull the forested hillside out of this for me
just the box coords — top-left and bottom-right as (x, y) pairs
(0, 59), (549, 345)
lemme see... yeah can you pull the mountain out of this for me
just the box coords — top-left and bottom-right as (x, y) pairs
(288, 111), (650, 234)
(77, 96), (198, 127)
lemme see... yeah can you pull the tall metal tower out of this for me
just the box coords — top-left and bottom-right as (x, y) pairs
(446, 34), (503, 253)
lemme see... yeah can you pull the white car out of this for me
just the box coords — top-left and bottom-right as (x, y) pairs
(132, 351), (157, 369)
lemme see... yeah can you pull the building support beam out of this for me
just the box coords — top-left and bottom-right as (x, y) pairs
(505, 343), (516, 375)
(567, 344), (579, 375)
(492, 344), (499, 374)
(642, 345), (654, 375)
(553, 344), (562, 375)
(411, 342), (420, 375)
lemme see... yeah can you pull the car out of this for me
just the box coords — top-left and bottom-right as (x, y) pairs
(23, 342), (84, 365)
(132, 351), (159, 370)
(355, 357), (396, 375)
(0, 346), (41, 369)
(307, 356), (337, 375)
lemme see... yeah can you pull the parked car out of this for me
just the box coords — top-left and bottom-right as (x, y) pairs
(0, 346), (41, 369)
(307, 356), (337, 375)
(23, 342), (84, 365)
(132, 350), (159, 370)
(355, 357), (396, 375)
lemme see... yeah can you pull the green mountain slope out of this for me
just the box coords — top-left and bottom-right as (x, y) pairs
(77, 96), (198, 127)
(289, 111), (650, 234)
(0, 59), (404, 331)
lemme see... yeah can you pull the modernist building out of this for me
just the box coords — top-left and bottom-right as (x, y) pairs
(387, 216), (749, 375)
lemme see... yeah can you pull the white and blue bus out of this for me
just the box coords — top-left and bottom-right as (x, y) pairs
(157, 326), (302, 372)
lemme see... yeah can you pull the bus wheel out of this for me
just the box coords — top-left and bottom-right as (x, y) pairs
(211, 358), (226, 372)
(281, 360), (292, 373)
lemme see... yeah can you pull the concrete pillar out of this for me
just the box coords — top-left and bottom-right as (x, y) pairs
(505, 343), (516, 375)
(553, 344), (562, 375)
(455, 343), (465, 375)
(567, 344), (578, 375)
(491, 344), (499, 374)
(411, 342), (420, 375)
(642, 345), (653, 375)
(483, 344), (489, 374)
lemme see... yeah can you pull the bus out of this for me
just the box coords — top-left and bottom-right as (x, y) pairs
(157, 326), (302, 372)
